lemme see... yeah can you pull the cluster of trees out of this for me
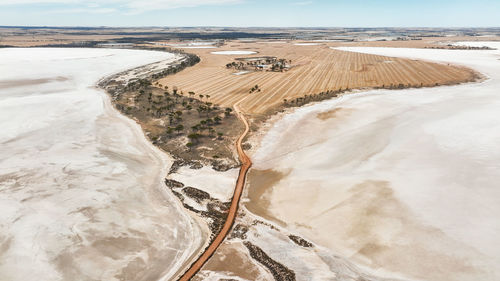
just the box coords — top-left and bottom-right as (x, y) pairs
(270, 58), (290, 71)
(185, 107), (233, 151)
(283, 80), (447, 108)
(226, 61), (245, 69)
(249, 84), (260, 93)
(140, 85), (234, 151)
(282, 81), (436, 109)
(138, 87), (193, 120)
(226, 57), (292, 72)
(376, 82), (430, 89)
(123, 53), (200, 92)
(124, 78), (152, 91)
(122, 80), (235, 152)
(283, 89), (344, 107)
(425, 45), (494, 50)
(150, 54), (200, 80)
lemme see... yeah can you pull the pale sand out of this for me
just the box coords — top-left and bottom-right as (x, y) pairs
(233, 71), (251, 75)
(169, 166), (239, 202)
(194, 241), (272, 281)
(256, 41), (288, 44)
(177, 46), (218, 49)
(211, 50), (257, 55)
(451, 41), (500, 49)
(0, 48), (205, 281)
(293, 43), (321, 46)
(247, 43), (500, 281)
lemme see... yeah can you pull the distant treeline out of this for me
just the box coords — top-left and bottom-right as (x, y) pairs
(35, 41), (100, 48)
(125, 53), (200, 87)
(0, 26), (114, 30)
(111, 32), (289, 41)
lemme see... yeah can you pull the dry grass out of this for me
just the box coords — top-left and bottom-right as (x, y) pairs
(159, 41), (479, 114)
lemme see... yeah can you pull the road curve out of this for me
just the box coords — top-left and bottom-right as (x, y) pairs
(178, 102), (252, 281)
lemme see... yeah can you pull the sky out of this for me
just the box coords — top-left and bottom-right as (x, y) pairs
(0, 0), (499, 27)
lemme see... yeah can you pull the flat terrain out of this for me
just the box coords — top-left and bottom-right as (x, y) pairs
(2, 28), (498, 281)
(245, 43), (500, 281)
(159, 40), (479, 114)
(0, 48), (204, 281)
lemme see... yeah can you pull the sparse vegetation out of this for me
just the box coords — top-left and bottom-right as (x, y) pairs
(425, 44), (495, 50)
(161, 45), (479, 114)
(100, 52), (243, 170)
(226, 56), (292, 72)
(249, 84), (261, 93)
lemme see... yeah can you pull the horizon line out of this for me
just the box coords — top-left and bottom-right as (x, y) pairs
(1, 25), (500, 29)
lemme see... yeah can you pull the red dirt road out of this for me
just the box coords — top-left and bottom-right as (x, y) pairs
(178, 103), (252, 281)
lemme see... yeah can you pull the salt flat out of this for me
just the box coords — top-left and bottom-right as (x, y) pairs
(0, 48), (203, 281)
(169, 166), (239, 202)
(248, 43), (500, 281)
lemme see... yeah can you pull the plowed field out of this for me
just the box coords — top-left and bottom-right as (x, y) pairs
(159, 41), (478, 114)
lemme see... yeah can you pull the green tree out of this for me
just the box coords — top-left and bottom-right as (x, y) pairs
(208, 128), (216, 137)
(197, 107), (203, 117)
(188, 133), (200, 144)
(167, 127), (174, 135)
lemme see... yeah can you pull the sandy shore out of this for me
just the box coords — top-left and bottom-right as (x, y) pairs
(0, 48), (206, 280)
(245, 43), (500, 281)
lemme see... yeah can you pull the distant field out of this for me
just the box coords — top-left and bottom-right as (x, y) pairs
(0, 27), (485, 115)
(159, 41), (479, 114)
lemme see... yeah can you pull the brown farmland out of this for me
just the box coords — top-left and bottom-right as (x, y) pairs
(159, 41), (478, 114)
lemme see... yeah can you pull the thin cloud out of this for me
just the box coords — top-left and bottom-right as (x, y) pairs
(48, 7), (117, 14)
(125, 0), (244, 13)
(0, 0), (244, 8)
(0, 0), (79, 4)
(292, 1), (312, 5)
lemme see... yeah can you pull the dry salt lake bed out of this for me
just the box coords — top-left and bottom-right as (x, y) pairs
(1, 42), (500, 281)
(0, 48), (205, 281)
(243, 42), (500, 281)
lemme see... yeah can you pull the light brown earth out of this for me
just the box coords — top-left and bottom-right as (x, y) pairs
(159, 40), (480, 114)
(2, 31), (497, 280)
(177, 103), (252, 281)
(193, 242), (272, 281)
(245, 169), (287, 225)
(168, 38), (499, 280)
